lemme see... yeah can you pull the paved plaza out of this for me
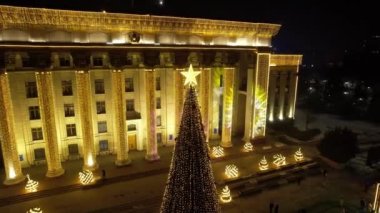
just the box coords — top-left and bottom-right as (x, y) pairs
(0, 137), (377, 212)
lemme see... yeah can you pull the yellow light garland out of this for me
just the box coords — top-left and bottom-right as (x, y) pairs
(25, 174), (39, 193)
(79, 170), (94, 185)
(220, 185), (232, 203)
(225, 164), (239, 179)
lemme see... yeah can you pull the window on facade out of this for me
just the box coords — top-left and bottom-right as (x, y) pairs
(98, 121), (107, 133)
(96, 101), (106, 114)
(156, 97), (161, 109)
(59, 57), (71, 67)
(126, 99), (135, 112)
(156, 77), (161, 91)
(157, 115), (161, 126)
(93, 57), (103, 66)
(128, 124), (137, 131)
(29, 106), (40, 120)
(34, 148), (46, 160)
(95, 79), (105, 94)
(31, 128), (43, 140)
(66, 124), (77, 137)
(25, 82), (38, 98)
(62, 80), (73, 96)
(99, 140), (109, 152)
(125, 78), (134, 92)
(68, 144), (79, 155)
(64, 104), (75, 117)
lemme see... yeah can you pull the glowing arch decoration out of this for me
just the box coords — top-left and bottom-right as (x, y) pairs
(220, 185), (232, 203)
(294, 148), (304, 161)
(259, 156), (269, 171)
(225, 164), (239, 179)
(243, 142), (254, 152)
(212, 146), (225, 158)
(273, 154), (286, 167)
(79, 170), (94, 185)
(25, 174), (39, 193)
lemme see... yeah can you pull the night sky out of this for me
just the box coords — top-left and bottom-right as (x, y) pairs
(1, 0), (378, 65)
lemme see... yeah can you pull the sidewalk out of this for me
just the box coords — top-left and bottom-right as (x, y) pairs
(0, 137), (299, 206)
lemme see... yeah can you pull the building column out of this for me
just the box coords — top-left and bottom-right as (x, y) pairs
(278, 72), (287, 121)
(35, 72), (65, 177)
(251, 53), (271, 139)
(75, 71), (98, 171)
(174, 69), (185, 136)
(145, 70), (160, 161)
(0, 72), (25, 185)
(210, 67), (223, 139)
(268, 71), (277, 122)
(199, 68), (210, 142)
(221, 68), (235, 147)
(112, 70), (131, 166)
(243, 66), (254, 141)
(287, 71), (298, 119)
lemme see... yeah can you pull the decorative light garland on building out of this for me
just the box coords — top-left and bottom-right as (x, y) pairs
(243, 142), (254, 152)
(212, 146), (225, 158)
(294, 148), (304, 161)
(259, 156), (269, 171)
(220, 185), (232, 203)
(273, 154), (286, 167)
(27, 207), (43, 213)
(225, 164), (239, 179)
(25, 174), (39, 193)
(79, 170), (94, 185)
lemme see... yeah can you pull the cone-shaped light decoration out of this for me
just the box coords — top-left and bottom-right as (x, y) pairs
(294, 148), (304, 161)
(243, 142), (254, 152)
(225, 164), (239, 179)
(27, 207), (43, 213)
(25, 174), (39, 193)
(220, 185), (232, 203)
(259, 156), (269, 171)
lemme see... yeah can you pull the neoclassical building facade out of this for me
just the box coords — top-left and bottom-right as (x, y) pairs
(0, 5), (302, 184)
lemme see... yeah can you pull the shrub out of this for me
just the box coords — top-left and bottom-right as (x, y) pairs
(318, 127), (359, 163)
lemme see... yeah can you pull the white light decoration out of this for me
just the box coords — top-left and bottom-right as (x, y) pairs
(79, 170), (94, 185)
(27, 207), (42, 213)
(373, 183), (380, 213)
(259, 156), (269, 171)
(243, 142), (254, 152)
(294, 148), (304, 161)
(220, 185), (232, 203)
(212, 146), (224, 158)
(225, 164), (239, 179)
(273, 154), (286, 167)
(181, 64), (201, 86)
(25, 174), (39, 193)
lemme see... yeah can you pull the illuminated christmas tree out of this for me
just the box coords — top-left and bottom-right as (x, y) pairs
(160, 65), (220, 213)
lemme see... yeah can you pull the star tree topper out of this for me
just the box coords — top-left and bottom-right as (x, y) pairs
(181, 64), (201, 86)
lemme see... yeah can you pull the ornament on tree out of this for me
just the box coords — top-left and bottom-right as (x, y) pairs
(160, 64), (220, 213)
(294, 148), (304, 161)
(79, 170), (94, 185)
(27, 207), (42, 213)
(259, 156), (269, 171)
(25, 174), (39, 193)
(220, 185), (232, 203)
(212, 146), (224, 158)
(243, 142), (254, 152)
(225, 164), (239, 179)
(273, 154), (286, 167)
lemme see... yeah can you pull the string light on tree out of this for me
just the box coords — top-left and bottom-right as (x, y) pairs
(273, 154), (286, 167)
(243, 142), (254, 152)
(220, 185), (232, 203)
(212, 146), (224, 158)
(160, 64), (220, 212)
(225, 164), (239, 179)
(79, 170), (94, 185)
(27, 207), (43, 213)
(25, 174), (39, 193)
(259, 156), (269, 171)
(294, 148), (304, 161)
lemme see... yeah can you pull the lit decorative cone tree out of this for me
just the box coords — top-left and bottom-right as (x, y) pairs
(243, 142), (254, 152)
(225, 164), (239, 179)
(160, 65), (220, 213)
(259, 156), (269, 171)
(25, 174), (39, 193)
(27, 207), (43, 213)
(294, 148), (304, 161)
(220, 185), (232, 203)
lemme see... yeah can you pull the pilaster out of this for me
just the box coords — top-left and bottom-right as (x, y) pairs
(220, 68), (234, 147)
